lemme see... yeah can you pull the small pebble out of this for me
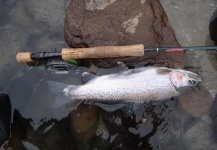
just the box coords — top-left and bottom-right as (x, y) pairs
(141, 118), (147, 123)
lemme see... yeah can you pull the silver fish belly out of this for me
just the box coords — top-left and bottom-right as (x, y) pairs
(65, 68), (180, 103)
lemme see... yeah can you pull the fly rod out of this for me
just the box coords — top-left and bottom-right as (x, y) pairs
(16, 44), (217, 63)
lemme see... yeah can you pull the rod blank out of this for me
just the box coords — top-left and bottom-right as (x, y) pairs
(16, 44), (217, 63)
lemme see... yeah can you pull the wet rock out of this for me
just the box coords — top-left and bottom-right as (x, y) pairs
(212, 116), (217, 140)
(2, 110), (29, 150)
(76, 137), (111, 150)
(160, 0), (217, 46)
(210, 10), (217, 45)
(0, 0), (3, 19)
(0, 26), (28, 84)
(179, 85), (213, 118)
(71, 104), (99, 142)
(209, 94), (217, 140)
(26, 0), (69, 32)
(102, 109), (144, 149)
(101, 100), (177, 149)
(64, 0), (184, 68)
(210, 95), (217, 119)
(184, 115), (217, 150)
(8, 0), (34, 28)
(24, 116), (76, 150)
(149, 106), (193, 150)
(0, 0), (68, 85)
(149, 108), (217, 149)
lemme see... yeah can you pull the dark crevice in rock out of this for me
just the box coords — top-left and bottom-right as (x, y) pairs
(149, 1), (161, 46)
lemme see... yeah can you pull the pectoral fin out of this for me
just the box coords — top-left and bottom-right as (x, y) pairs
(93, 102), (126, 112)
(81, 72), (97, 84)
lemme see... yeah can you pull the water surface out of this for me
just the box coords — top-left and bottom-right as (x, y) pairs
(0, 0), (217, 150)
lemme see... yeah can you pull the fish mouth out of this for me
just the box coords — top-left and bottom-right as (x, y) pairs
(187, 72), (202, 87)
(197, 78), (202, 84)
(192, 78), (202, 86)
(187, 72), (202, 84)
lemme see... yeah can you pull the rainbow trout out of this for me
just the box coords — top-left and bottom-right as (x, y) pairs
(48, 63), (201, 111)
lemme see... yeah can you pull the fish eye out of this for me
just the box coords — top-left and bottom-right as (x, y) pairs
(188, 80), (196, 85)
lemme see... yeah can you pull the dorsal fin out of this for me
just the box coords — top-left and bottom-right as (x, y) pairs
(81, 72), (96, 84)
(156, 67), (172, 75)
(117, 62), (129, 73)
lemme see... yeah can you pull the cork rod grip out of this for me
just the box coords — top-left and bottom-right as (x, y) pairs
(16, 52), (33, 63)
(61, 44), (144, 61)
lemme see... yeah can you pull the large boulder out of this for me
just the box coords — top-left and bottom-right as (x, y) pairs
(64, 0), (185, 68)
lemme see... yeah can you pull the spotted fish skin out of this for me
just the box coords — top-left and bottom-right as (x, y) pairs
(63, 67), (201, 104)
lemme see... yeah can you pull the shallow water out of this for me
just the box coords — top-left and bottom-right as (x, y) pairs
(0, 0), (217, 150)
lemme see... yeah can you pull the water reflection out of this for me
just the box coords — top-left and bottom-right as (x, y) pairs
(1, 65), (216, 149)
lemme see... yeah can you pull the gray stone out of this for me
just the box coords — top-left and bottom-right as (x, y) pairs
(159, 0), (217, 46)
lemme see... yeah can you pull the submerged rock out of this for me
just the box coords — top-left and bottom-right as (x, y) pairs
(101, 99), (178, 149)
(71, 103), (99, 142)
(209, 94), (217, 140)
(64, 0), (185, 68)
(24, 117), (76, 150)
(184, 115), (217, 150)
(210, 10), (217, 45)
(178, 85), (213, 118)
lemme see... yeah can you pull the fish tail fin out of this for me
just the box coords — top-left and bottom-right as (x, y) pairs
(47, 81), (69, 94)
(47, 81), (82, 110)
